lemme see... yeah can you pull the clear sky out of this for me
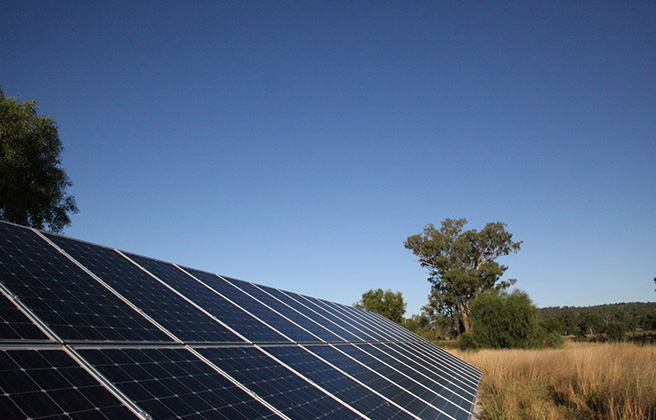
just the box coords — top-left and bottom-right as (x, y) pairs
(2, 1), (654, 315)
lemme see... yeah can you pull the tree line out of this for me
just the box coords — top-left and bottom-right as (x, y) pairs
(538, 302), (656, 343)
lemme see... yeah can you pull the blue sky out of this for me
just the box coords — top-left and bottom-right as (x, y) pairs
(2, 1), (654, 315)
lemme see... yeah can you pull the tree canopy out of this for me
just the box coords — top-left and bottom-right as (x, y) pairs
(404, 218), (521, 335)
(0, 87), (78, 232)
(353, 288), (406, 324)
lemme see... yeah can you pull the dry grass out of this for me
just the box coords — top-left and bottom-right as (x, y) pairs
(452, 342), (656, 420)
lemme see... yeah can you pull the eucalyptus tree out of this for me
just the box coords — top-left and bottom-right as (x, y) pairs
(405, 218), (521, 336)
(0, 87), (78, 232)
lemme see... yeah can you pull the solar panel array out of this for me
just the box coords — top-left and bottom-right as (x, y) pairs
(0, 221), (481, 419)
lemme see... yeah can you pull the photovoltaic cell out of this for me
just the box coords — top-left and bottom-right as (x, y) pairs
(46, 234), (241, 343)
(184, 268), (316, 343)
(316, 300), (393, 341)
(265, 345), (415, 420)
(261, 287), (357, 342)
(306, 344), (446, 419)
(0, 349), (138, 419)
(352, 343), (472, 420)
(79, 347), (281, 420)
(222, 277), (344, 342)
(383, 342), (479, 398)
(412, 340), (482, 384)
(291, 294), (368, 341)
(125, 253), (284, 343)
(335, 343), (461, 419)
(198, 346), (362, 419)
(0, 294), (47, 341)
(0, 223), (171, 342)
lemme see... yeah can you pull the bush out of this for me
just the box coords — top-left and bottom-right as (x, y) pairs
(459, 332), (479, 350)
(605, 321), (626, 342)
(470, 289), (540, 349)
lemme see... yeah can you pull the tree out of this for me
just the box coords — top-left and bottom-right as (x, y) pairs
(469, 289), (540, 349)
(404, 218), (521, 336)
(0, 87), (78, 232)
(354, 288), (406, 324)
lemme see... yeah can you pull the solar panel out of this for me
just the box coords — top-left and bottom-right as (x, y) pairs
(0, 293), (48, 341)
(45, 234), (242, 343)
(264, 345), (415, 419)
(123, 253), (286, 343)
(0, 223), (171, 343)
(78, 348), (282, 420)
(197, 346), (361, 419)
(0, 349), (139, 419)
(182, 268), (318, 343)
(305, 344), (446, 419)
(0, 220), (481, 419)
(220, 277), (345, 343)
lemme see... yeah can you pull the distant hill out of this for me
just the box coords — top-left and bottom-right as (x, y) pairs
(540, 302), (656, 318)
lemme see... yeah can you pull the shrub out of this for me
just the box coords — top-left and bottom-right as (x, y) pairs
(469, 289), (540, 349)
(459, 332), (479, 350)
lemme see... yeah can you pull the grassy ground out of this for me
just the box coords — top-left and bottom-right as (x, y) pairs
(451, 342), (656, 420)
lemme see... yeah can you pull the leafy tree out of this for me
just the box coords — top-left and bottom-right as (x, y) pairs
(404, 218), (521, 335)
(605, 321), (626, 342)
(469, 289), (540, 349)
(0, 87), (78, 232)
(580, 311), (604, 335)
(354, 288), (406, 324)
(403, 313), (444, 342)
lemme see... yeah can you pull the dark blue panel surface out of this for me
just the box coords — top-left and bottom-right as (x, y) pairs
(383, 342), (479, 398)
(265, 345), (415, 420)
(317, 300), (394, 341)
(336, 343), (461, 419)
(126, 253), (285, 343)
(0, 222), (170, 342)
(183, 268), (316, 342)
(354, 343), (473, 420)
(292, 294), (368, 341)
(0, 293), (47, 341)
(223, 278), (344, 342)
(261, 287), (356, 342)
(199, 346), (362, 419)
(412, 340), (483, 385)
(307, 344), (446, 419)
(47, 234), (241, 343)
(80, 348), (281, 420)
(0, 349), (138, 419)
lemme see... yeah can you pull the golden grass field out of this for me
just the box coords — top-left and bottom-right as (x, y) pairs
(452, 342), (656, 420)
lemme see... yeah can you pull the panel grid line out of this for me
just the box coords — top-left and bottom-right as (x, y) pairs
(119, 250), (250, 344)
(33, 229), (183, 344)
(217, 275), (328, 343)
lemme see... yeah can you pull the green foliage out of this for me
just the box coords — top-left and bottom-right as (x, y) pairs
(458, 332), (479, 350)
(403, 312), (445, 341)
(605, 321), (626, 342)
(0, 87), (78, 232)
(354, 288), (406, 324)
(404, 218), (521, 336)
(469, 289), (540, 349)
(539, 302), (656, 342)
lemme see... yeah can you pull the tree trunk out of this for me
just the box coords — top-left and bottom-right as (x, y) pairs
(459, 301), (471, 334)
